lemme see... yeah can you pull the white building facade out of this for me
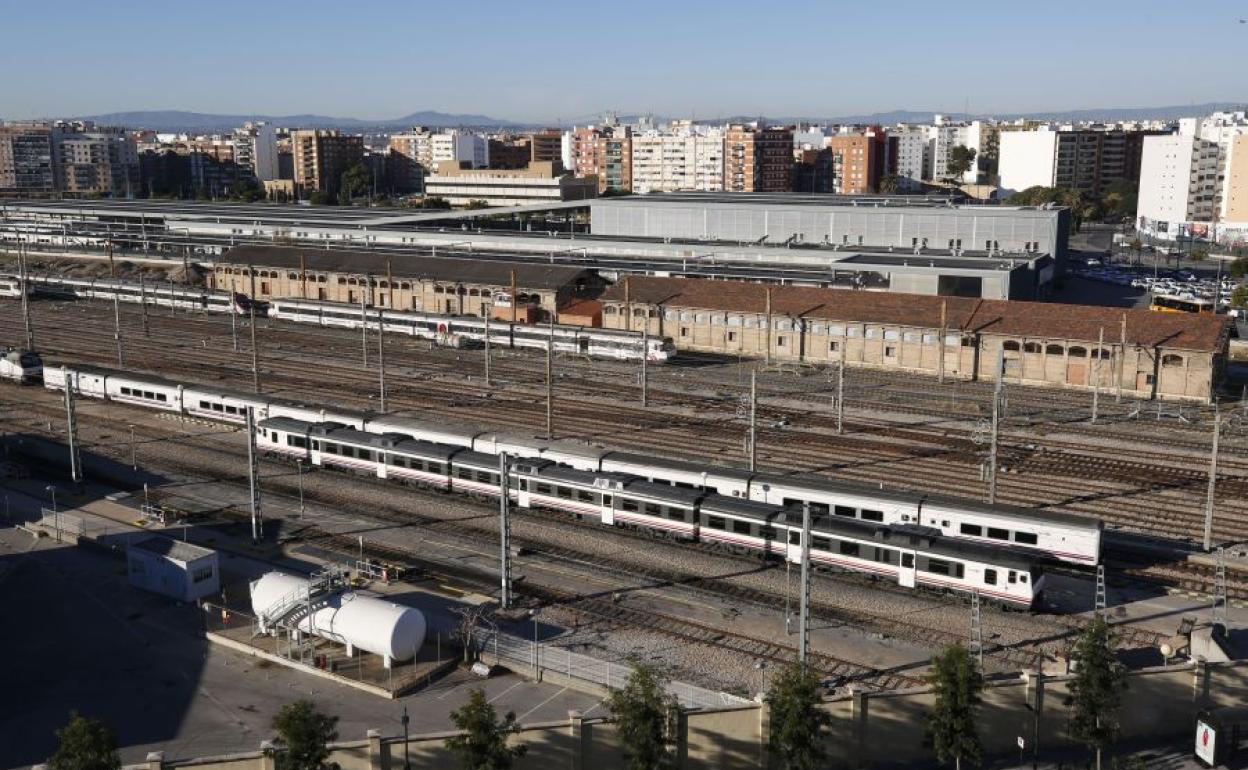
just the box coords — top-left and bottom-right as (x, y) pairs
(630, 127), (724, 194)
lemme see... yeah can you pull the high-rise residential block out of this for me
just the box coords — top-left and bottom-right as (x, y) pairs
(291, 129), (364, 197)
(55, 128), (139, 196)
(998, 128), (1162, 198)
(724, 123), (793, 192)
(0, 122), (57, 193)
(828, 127), (887, 194)
(233, 122), (278, 181)
(631, 124), (723, 194)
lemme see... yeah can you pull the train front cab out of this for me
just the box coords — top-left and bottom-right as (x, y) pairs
(1196, 705), (1248, 768)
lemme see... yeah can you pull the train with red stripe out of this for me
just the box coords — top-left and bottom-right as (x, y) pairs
(258, 416), (1045, 608)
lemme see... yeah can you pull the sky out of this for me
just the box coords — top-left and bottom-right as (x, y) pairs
(2, 0), (1246, 123)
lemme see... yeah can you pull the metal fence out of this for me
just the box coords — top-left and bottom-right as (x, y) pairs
(476, 627), (750, 711)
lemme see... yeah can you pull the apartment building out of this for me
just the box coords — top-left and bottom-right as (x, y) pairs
(487, 137), (531, 169)
(570, 125), (633, 194)
(1227, 134), (1248, 224)
(232, 122), (278, 181)
(724, 123), (793, 192)
(998, 128), (1160, 198)
(55, 129), (139, 196)
(889, 125), (929, 192)
(630, 125), (724, 194)
(387, 128), (488, 193)
(828, 128), (887, 195)
(528, 129), (564, 173)
(291, 129), (364, 197)
(1136, 134), (1222, 236)
(929, 118), (993, 184)
(0, 122), (57, 193)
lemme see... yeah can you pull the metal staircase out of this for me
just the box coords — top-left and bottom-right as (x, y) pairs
(260, 566), (346, 634)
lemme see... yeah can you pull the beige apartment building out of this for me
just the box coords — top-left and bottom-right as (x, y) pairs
(1227, 133), (1248, 223)
(291, 129), (363, 196)
(600, 276), (1228, 402)
(0, 122), (56, 193)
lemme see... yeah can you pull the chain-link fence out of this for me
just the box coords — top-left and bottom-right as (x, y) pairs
(475, 627), (749, 711)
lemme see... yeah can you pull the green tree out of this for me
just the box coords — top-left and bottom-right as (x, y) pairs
(48, 713), (121, 770)
(878, 174), (901, 194)
(271, 699), (340, 770)
(945, 145), (977, 181)
(421, 195), (452, 210)
(1229, 257), (1248, 279)
(340, 163), (372, 203)
(1233, 286), (1248, 308)
(445, 689), (527, 770)
(607, 663), (678, 770)
(926, 644), (983, 770)
(1189, 247), (1209, 262)
(1067, 617), (1128, 770)
(307, 190), (334, 205)
(765, 664), (831, 770)
(465, 199), (492, 210)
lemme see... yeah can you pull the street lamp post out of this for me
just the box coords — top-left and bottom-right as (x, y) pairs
(129, 424), (137, 471)
(754, 659), (768, 697)
(529, 608), (540, 671)
(401, 707), (410, 770)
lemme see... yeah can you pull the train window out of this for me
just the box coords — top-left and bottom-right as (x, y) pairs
(987, 527), (1010, 540)
(577, 490), (595, 503)
(1008, 571), (1018, 584)
(731, 520), (751, 535)
(358, 450), (374, 461)
(706, 516), (726, 530)
(669, 509), (687, 522)
(603, 495), (612, 507)
(430, 463), (443, 473)
(840, 541), (860, 557)
(557, 486), (572, 499)
(1019, 574), (1028, 584)
(645, 503), (662, 516)
(200, 400), (211, 409)
(861, 509), (884, 522)
(902, 553), (914, 568)
(941, 520), (950, 528)
(311, 440), (321, 451)
(788, 531), (801, 545)
(809, 502), (830, 516)
(1014, 532), (1038, 545)
(811, 535), (830, 551)
(621, 499), (639, 512)
(834, 505), (856, 518)
(901, 514), (912, 522)
(782, 497), (800, 507)
(761, 526), (778, 540)
(875, 548), (899, 565)
(960, 523), (983, 536)
(476, 471), (492, 483)
(457, 468), (473, 480)
(324, 443), (338, 454)
(984, 569), (998, 586)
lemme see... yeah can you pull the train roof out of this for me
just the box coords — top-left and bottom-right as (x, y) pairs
(54, 363), (183, 389)
(365, 414), (479, 440)
(451, 449), (505, 468)
(754, 471), (1099, 530)
(259, 416), (313, 432)
(603, 452), (756, 484)
(620, 479), (707, 505)
(391, 437), (462, 461)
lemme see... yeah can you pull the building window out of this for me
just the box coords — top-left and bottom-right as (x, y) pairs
(885, 345), (897, 357)
(829, 341), (839, 352)
(776, 336), (786, 347)
(680, 327), (690, 338)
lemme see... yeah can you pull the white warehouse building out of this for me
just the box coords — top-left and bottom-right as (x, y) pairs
(126, 536), (220, 602)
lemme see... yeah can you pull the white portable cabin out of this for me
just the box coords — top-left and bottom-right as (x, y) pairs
(126, 535), (219, 602)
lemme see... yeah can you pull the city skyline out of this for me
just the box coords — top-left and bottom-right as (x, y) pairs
(3, 0), (1246, 123)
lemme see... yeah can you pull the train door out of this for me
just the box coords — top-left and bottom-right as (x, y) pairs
(898, 549), (917, 588)
(601, 493), (615, 526)
(786, 529), (802, 564)
(377, 454), (389, 481)
(515, 476), (531, 509)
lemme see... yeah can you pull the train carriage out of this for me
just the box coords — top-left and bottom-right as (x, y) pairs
(182, 384), (272, 424)
(0, 347), (42, 384)
(380, 438), (459, 491)
(447, 450), (508, 497)
(256, 416), (314, 461)
(363, 414), (477, 448)
(600, 452), (754, 498)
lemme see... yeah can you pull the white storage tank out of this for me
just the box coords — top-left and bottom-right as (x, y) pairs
(249, 571), (426, 667)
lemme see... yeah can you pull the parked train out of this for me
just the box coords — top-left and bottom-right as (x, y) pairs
(42, 364), (1103, 567)
(256, 416), (1044, 608)
(0, 275), (30, 299)
(267, 298), (676, 362)
(15, 274), (253, 314)
(0, 347), (42, 384)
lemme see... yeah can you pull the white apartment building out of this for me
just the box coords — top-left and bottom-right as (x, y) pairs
(997, 129), (1061, 195)
(1137, 112), (1248, 243)
(390, 128), (488, 171)
(232, 122), (278, 181)
(890, 125), (929, 191)
(630, 127), (724, 194)
(1137, 134), (1222, 238)
(927, 117), (992, 184)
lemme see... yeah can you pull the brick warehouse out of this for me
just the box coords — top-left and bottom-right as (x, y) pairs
(599, 276), (1229, 402)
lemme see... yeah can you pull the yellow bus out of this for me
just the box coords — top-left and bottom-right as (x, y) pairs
(1150, 294), (1214, 314)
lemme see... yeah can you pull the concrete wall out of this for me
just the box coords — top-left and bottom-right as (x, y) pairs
(134, 661), (1248, 770)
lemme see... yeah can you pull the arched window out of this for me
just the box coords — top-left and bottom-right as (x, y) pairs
(433, 285), (444, 294)
(288, 272), (298, 280)
(1045, 344), (1064, 355)
(1162, 354), (1185, 367)
(468, 288), (479, 296)
(1068, 346), (1087, 357)
(1003, 340), (1021, 352)
(1092, 348), (1111, 360)
(1023, 342), (1041, 354)
(603, 306), (617, 315)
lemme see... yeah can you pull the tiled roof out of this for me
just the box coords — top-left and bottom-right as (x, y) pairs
(601, 277), (1229, 352)
(220, 245), (589, 290)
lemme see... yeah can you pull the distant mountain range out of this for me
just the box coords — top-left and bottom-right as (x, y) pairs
(62, 109), (520, 132)
(9, 102), (1245, 132)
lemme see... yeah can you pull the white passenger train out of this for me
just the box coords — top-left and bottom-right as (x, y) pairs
(0, 275), (31, 298)
(42, 364), (1102, 568)
(256, 417), (1043, 608)
(19, 274), (252, 314)
(267, 298), (676, 362)
(0, 347), (42, 384)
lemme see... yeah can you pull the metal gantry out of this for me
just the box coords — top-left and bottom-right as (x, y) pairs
(748, 370), (758, 472)
(63, 368), (82, 484)
(1095, 564), (1107, 619)
(1213, 546), (1228, 628)
(798, 501), (812, 669)
(970, 589), (984, 671)
(1204, 408), (1222, 551)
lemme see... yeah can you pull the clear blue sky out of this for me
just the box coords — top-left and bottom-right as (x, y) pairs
(2, 0), (1245, 122)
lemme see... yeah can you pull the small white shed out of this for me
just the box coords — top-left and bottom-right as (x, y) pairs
(126, 536), (220, 602)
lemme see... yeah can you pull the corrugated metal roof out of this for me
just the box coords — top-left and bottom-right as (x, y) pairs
(219, 245), (590, 290)
(130, 535), (214, 563)
(602, 276), (1229, 352)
